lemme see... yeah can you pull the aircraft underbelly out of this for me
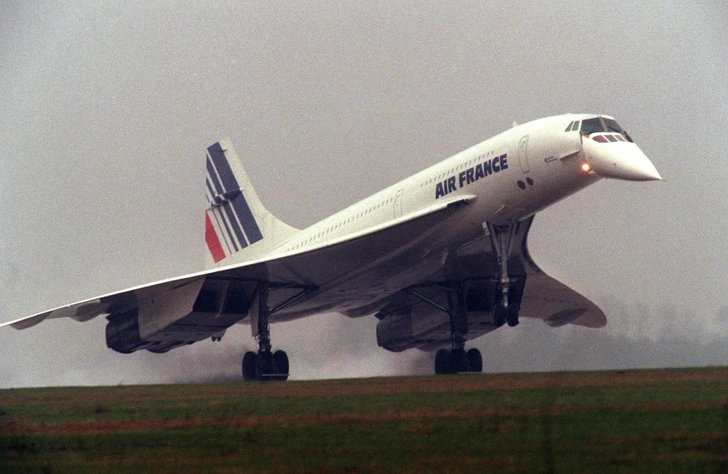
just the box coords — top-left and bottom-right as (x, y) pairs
(272, 229), (477, 321)
(269, 190), (535, 325)
(264, 202), (487, 319)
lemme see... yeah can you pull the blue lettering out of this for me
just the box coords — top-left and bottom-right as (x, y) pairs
(474, 163), (485, 180)
(433, 153), (510, 199)
(447, 177), (457, 193)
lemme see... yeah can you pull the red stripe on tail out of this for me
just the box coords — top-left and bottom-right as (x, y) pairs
(205, 213), (227, 263)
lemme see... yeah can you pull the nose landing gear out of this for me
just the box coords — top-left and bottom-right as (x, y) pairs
(493, 303), (520, 328)
(486, 221), (522, 328)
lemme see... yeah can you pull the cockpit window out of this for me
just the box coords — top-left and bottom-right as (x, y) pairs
(604, 118), (634, 142)
(603, 118), (623, 134)
(580, 116), (634, 142)
(580, 118), (604, 134)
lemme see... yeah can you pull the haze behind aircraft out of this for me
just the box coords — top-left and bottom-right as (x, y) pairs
(1, 114), (661, 380)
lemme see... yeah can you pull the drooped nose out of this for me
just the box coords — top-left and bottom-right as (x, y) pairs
(583, 136), (662, 181)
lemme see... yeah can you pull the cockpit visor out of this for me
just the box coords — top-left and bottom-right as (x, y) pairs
(569, 117), (633, 142)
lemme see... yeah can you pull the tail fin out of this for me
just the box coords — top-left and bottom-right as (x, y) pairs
(204, 138), (298, 268)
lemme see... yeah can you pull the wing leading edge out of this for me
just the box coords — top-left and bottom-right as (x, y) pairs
(0, 193), (479, 348)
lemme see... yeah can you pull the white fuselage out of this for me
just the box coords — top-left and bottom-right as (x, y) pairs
(279, 116), (589, 252)
(256, 114), (649, 320)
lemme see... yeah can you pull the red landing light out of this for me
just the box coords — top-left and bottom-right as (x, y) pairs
(581, 163), (591, 172)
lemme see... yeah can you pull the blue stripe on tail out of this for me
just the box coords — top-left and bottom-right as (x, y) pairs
(206, 142), (264, 247)
(206, 156), (246, 250)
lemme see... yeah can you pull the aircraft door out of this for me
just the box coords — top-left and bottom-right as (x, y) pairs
(518, 136), (530, 173)
(393, 189), (404, 218)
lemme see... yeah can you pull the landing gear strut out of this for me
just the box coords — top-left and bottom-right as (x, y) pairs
(412, 280), (483, 375)
(486, 221), (521, 328)
(242, 282), (289, 382)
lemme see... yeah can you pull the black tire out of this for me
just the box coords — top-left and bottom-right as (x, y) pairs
(449, 348), (468, 374)
(507, 304), (520, 327)
(255, 351), (274, 381)
(466, 348), (483, 373)
(435, 349), (451, 375)
(493, 304), (507, 327)
(273, 350), (289, 381)
(242, 351), (257, 381)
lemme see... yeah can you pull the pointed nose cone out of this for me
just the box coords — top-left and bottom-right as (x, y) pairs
(583, 137), (662, 181)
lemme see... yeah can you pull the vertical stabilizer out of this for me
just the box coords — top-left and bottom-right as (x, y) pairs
(204, 138), (298, 268)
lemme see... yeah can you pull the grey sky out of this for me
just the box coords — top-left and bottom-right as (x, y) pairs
(1, 2), (727, 387)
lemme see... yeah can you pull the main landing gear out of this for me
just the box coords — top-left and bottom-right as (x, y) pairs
(430, 220), (524, 375)
(242, 350), (289, 382)
(242, 282), (290, 382)
(435, 347), (483, 375)
(412, 280), (484, 375)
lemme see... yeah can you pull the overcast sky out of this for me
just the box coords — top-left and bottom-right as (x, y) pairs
(1, 1), (727, 387)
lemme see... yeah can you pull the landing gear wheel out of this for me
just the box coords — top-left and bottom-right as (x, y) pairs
(449, 348), (468, 374)
(466, 348), (483, 373)
(435, 348), (484, 375)
(255, 351), (274, 381)
(507, 304), (520, 327)
(435, 349), (452, 375)
(493, 304), (507, 327)
(273, 350), (289, 381)
(242, 351), (257, 381)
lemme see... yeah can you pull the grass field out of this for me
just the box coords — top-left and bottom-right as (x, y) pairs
(2, 368), (728, 473)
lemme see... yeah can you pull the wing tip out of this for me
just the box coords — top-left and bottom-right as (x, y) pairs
(1, 312), (51, 330)
(543, 307), (607, 328)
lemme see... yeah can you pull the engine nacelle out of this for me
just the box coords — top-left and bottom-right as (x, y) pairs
(105, 278), (254, 354)
(376, 306), (450, 352)
(376, 277), (526, 352)
(106, 309), (149, 354)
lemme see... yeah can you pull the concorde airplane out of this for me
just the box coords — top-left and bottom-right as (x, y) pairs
(1, 114), (660, 380)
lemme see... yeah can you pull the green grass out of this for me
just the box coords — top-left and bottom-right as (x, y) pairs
(2, 368), (728, 473)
